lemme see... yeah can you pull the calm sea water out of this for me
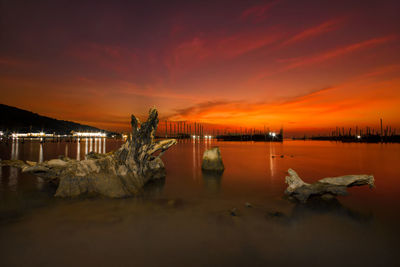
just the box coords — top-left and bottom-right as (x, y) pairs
(1, 138), (400, 266)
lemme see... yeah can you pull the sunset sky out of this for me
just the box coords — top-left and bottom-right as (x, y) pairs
(1, 0), (399, 134)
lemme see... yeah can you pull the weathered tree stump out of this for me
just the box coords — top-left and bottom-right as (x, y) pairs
(284, 168), (375, 203)
(0, 108), (177, 198)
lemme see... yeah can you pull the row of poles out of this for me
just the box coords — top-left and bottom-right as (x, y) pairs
(330, 119), (397, 137)
(162, 121), (205, 138)
(158, 121), (281, 138)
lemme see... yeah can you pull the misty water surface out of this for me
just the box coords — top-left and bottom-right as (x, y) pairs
(1, 139), (400, 266)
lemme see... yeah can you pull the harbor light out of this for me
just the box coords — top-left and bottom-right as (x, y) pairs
(271, 132), (276, 137)
(357, 135), (361, 139)
(73, 132), (106, 137)
(0, 131), (3, 136)
(11, 132), (52, 138)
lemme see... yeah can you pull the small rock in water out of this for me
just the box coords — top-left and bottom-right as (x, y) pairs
(167, 199), (176, 206)
(245, 202), (252, 208)
(26, 160), (37, 166)
(202, 147), (224, 172)
(166, 198), (184, 208)
(280, 155), (284, 158)
(266, 211), (285, 218)
(271, 155), (275, 158)
(230, 208), (238, 216)
(47, 159), (68, 167)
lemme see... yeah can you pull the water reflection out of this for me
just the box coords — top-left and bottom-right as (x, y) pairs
(65, 144), (68, 158)
(141, 178), (165, 198)
(5, 138), (110, 164)
(11, 138), (19, 160)
(37, 143), (44, 189)
(202, 170), (223, 195)
(39, 144), (43, 163)
(192, 139), (196, 180)
(9, 139), (19, 190)
(267, 198), (373, 225)
(269, 142), (275, 177)
(291, 198), (373, 223)
(89, 138), (93, 153)
(76, 139), (80, 160)
(8, 166), (18, 190)
(0, 139), (117, 194)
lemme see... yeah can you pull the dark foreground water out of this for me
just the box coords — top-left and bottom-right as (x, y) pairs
(1, 138), (400, 266)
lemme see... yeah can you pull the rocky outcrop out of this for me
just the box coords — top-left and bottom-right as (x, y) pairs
(0, 108), (177, 198)
(201, 147), (224, 172)
(284, 168), (375, 203)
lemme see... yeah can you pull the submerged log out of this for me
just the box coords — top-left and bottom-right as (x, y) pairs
(284, 168), (375, 203)
(0, 108), (177, 198)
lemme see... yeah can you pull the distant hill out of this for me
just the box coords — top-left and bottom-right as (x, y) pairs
(0, 104), (108, 134)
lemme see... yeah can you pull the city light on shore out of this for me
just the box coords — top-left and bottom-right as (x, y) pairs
(11, 132), (52, 138)
(72, 132), (107, 137)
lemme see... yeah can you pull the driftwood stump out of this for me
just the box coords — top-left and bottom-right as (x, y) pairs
(0, 108), (177, 198)
(284, 168), (375, 203)
(201, 147), (224, 172)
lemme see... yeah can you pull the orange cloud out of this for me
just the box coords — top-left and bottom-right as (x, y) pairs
(281, 35), (397, 71)
(166, 73), (400, 132)
(164, 28), (283, 78)
(252, 34), (398, 81)
(282, 18), (345, 46)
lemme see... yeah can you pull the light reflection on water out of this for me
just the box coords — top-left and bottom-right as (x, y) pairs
(2, 138), (400, 206)
(39, 143), (43, 163)
(269, 142), (275, 177)
(76, 139), (80, 160)
(0, 139), (400, 266)
(6, 137), (109, 162)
